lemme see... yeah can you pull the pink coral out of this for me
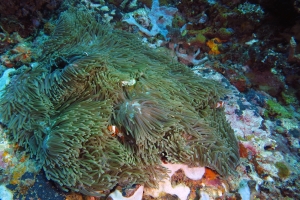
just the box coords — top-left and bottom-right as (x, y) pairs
(0, 151), (8, 169)
(175, 47), (208, 65)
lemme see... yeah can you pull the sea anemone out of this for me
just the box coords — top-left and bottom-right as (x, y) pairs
(0, 8), (239, 196)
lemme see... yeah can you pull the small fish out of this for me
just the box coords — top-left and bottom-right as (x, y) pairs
(215, 101), (225, 108)
(108, 125), (124, 142)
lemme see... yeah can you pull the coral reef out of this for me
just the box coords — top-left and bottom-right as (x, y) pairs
(1, 0), (300, 199)
(0, 8), (239, 196)
(192, 67), (300, 199)
(0, 0), (63, 37)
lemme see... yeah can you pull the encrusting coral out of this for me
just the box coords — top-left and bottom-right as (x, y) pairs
(0, 8), (239, 196)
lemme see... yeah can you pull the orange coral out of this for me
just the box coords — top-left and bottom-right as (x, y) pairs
(206, 38), (223, 55)
(0, 55), (14, 68)
(10, 163), (27, 184)
(204, 167), (219, 180)
(2, 150), (12, 164)
(0, 43), (32, 68)
(252, 156), (265, 175)
(19, 154), (27, 162)
(11, 43), (32, 63)
(239, 142), (249, 158)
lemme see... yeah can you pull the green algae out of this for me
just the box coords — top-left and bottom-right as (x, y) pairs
(275, 162), (290, 179)
(264, 99), (293, 119)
